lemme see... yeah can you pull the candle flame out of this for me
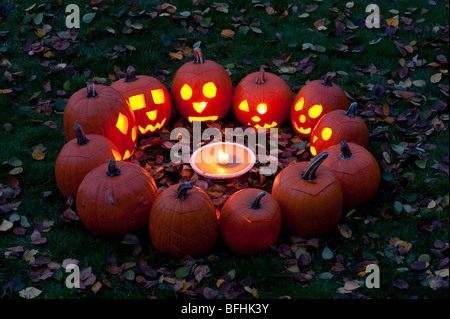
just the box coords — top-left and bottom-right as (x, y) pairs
(218, 150), (229, 164)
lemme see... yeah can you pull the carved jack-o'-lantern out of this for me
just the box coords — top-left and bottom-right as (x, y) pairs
(291, 72), (348, 139)
(232, 68), (293, 129)
(111, 66), (172, 136)
(310, 102), (369, 156)
(63, 81), (137, 159)
(170, 48), (233, 122)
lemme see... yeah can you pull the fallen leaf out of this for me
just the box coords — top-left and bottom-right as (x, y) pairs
(19, 287), (42, 299)
(430, 73), (442, 83)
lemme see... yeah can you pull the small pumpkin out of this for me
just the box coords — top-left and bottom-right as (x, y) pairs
(55, 122), (121, 199)
(76, 160), (158, 237)
(271, 152), (342, 237)
(170, 48), (233, 123)
(232, 67), (293, 129)
(321, 141), (380, 209)
(111, 66), (172, 136)
(310, 102), (369, 157)
(219, 189), (281, 255)
(149, 182), (218, 258)
(64, 81), (137, 159)
(291, 72), (348, 139)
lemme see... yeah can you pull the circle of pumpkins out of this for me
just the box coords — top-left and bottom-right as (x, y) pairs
(55, 48), (380, 258)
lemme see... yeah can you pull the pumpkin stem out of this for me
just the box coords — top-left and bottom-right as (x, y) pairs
(74, 122), (89, 146)
(106, 159), (121, 177)
(176, 182), (194, 201)
(86, 80), (98, 98)
(344, 102), (358, 118)
(339, 141), (353, 160)
(125, 66), (138, 82)
(193, 48), (205, 64)
(321, 72), (336, 87)
(255, 67), (266, 84)
(301, 152), (329, 181)
(250, 192), (266, 209)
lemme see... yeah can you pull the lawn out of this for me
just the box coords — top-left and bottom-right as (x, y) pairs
(0, 0), (448, 304)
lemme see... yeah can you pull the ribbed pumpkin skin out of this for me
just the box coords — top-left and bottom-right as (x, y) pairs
(321, 142), (380, 209)
(76, 161), (158, 237)
(63, 84), (137, 159)
(55, 134), (119, 199)
(111, 74), (172, 136)
(291, 75), (348, 139)
(219, 189), (281, 255)
(310, 109), (369, 156)
(149, 184), (218, 258)
(272, 160), (342, 237)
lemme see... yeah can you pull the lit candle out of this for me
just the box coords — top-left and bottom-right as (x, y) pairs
(218, 149), (230, 165)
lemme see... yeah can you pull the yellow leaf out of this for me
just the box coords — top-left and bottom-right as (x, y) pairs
(385, 17), (399, 26)
(43, 51), (54, 58)
(32, 150), (45, 161)
(35, 28), (46, 38)
(216, 279), (225, 288)
(430, 72), (442, 83)
(169, 51), (183, 60)
(221, 29), (235, 39)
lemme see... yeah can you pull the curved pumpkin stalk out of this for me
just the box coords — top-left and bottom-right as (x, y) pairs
(321, 71), (336, 87)
(301, 152), (329, 181)
(74, 121), (89, 145)
(339, 141), (353, 160)
(176, 182), (194, 201)
(250, 192), (266, 209)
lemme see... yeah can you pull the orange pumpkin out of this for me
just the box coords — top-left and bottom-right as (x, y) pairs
(63, 81), (137, 159)
(271, 152), (342, 237)
(111, 66), (172, 136)
(149, 182), (218, 258)
(76, 160), (158, 237)
(55, 122), (121, 199)
(219, 189), (281, 255)
(291, 72), (348, 139)
(310, 102), (369, 156)
(322, 141), (380, 209)
(170, 48), (232, 123)
(232, 67), (293, 129)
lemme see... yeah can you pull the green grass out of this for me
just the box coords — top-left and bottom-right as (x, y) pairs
(0, 0), (448, 301)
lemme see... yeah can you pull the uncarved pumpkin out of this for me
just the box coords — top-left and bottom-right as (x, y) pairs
(76, 160), (158, 237)
(149, 182), (218, 258)
(219, 189), (281, 255)
(321, 141), (380, 209)
(63, 81), (137, 159)
(291, 72), (348, 139)
(271, 152), (342, 237)
(232, 67), (293, 129)
(111, 66), (172, 136)
(310, 102), (369, 156)
(55, 122), (121, 199)
(170, 48), (232, 123)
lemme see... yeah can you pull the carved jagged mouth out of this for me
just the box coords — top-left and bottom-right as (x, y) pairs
(138, 118), (166, 134)
(254, 122), (278, 129)
(188, 116), (218, 122)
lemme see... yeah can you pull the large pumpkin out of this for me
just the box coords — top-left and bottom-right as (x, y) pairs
(76, 160), (158, 237)
(63, 81), (137, 159)
(322, 141), (380, 209)
(291, 72), (348, 139)
(219, 189), (281, 255)
(310, 102), (369, 156)
(170, 48), (232, 123)
(149, 182), (218, 258)
(111, 66), (172, 136)
(55, 122), (121, 199)
(271, 152), (342, 237)
(232, 67), (293, 129)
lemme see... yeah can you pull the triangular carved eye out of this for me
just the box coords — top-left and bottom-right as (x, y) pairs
(180, 84), (193, 100)
(238, 100), (249, 112)
(203, 82), (217, 98)
(146, 110), (157, 121)
(151, 89), (165, 104)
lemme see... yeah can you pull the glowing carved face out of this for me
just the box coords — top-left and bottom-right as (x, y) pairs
(292, 97), (324, 137)
(178, 82), (220, 122)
